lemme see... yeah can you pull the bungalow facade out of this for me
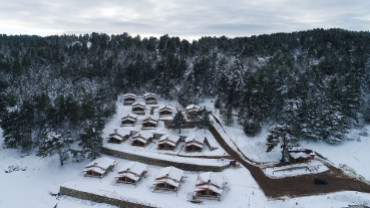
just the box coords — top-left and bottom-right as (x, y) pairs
(121, 113), (138, 127)
(159, 105), (174, 118)
(186, 104), (200, 119)
(144, 92), (158, 105)
(141, 116), (158, 130)
(82, 157), (116, 178)
(131, 132), (154, 147)
(185, 135), (205, 152)
(153, 166), (184, 191)
(288, 149), (315, 164)
(132, 102), (146, 115)
(157, 135), (180, 150)
(107, 128), (131, 144)
(123, 93), (136, 105)
(194, 172), (224, 201)
(115, 162), (148, 185)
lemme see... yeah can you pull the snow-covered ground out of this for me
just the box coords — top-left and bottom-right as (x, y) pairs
(2, 97), (370, 207)
(264, 160), (329, 178)
(304, 127), (370, 181)
(62, 155), (370, 208)
(0, 129), (115, 208)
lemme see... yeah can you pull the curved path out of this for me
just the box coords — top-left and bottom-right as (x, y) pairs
(208, 124), (370, 198)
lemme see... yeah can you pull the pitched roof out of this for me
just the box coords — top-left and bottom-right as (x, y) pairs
(117, 162), (147, 176)
(113, 128), (131, 137)
(115, 172), (140, 181)
(185, 135), (204, 144)
(195, 184), (222, 194)
(186, 104), (199, 111)
(132, 102), (146, 108)
(289, 152), (312, 159)
(109, 135), (125, 141)
(153, 179), (181, 188)
(155, 166), (184, 182)
(133, 131), (153, 140)
(196, 172), (224, 189)
(85, 157), (116, 170)
(122, 113), (138, 120)
(159, 105), (175, 113)
(142, 116), (158, 124)
(82, 167), (106, 175)
(158, 135), (180, 147)
(144, 92), (156, 99)
(123, 93), (136, 99)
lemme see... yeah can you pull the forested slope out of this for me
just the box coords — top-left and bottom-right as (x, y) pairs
(0, 28), (369, 162)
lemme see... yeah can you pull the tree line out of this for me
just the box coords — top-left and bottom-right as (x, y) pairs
(0, 28), (370, 165)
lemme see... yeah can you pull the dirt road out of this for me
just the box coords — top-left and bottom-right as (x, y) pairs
(208, 124), (370, 198)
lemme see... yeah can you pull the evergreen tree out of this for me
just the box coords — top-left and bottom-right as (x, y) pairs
(78, 124), (103, 159)
(214, 97), (221, 109)
(36, 131), (73, 166)
(197, 107), (211, 132)
(223, 105), (234, 126)
(243, 118), (261, 137)
(171, 111), (186, 133)
(266, 125), (299, 162)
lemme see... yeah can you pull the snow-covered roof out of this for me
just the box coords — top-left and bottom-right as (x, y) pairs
(159, 105), (174, 113)
(186, 104), (199, 111)
(196, 172), (224, 189)
(117, 162), (147, 176)
(82, 167), (106, 175)
(158, 135), (180, 146)
(122, 113), (138, 120)
(194, 184), (222, 195)
(185, 135), (204, 144)
(185, 142), (203, 149)
(133, 132), (153, 140)
(142, 116), (158, 125)
(114, 128), (131, 137)
(153, 179), (180, 188)
(115, 172), (140, 182)
(132, 102), (146, 108)
(289, 152), (312, 159)
(109, 135), (124, 141)
(123, 93), (136, 99)
(144, 92), (156, 99)
(155, 166), (184, 182)
(85, 157), (116, 170)
(131, 137), (147, 144)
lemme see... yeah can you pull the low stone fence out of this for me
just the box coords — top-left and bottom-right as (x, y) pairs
(60, 186), (158, 208)
(102, 147), (229, 172)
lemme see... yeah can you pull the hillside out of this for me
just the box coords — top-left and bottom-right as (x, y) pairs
(1, 28), (370, 162)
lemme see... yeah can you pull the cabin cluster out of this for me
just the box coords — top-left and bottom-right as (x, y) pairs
(107, 127), (210, 153)
(288, 149), (315, 164)
(82, 158), (225, 200)
(123, 93), (158, 106)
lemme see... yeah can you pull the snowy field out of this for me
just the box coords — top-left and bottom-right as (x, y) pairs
(2, 96), (370, 207)
(305, 127), (370, 181)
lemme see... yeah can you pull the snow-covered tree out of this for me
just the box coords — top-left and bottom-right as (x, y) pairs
(78, 124), (103, 159)
(37, 131), (73, 166)
(243, 118), (261, 137)
(171, 111), (186, 133)
(266, 125), (299, 162)
(197, 107), (211, 132)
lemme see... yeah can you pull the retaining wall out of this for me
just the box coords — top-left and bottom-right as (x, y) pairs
(102, 147), (229, 172)
(60, 186), (157, 208)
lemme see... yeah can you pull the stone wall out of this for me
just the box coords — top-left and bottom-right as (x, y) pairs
(60, 186), (157, 208)
(102, 147), (229, 172)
